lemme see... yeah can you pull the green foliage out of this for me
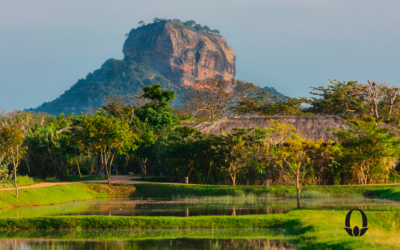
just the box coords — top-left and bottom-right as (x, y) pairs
(305, 79), (361, 118)
(332, 120), (400, 184)
(24, 123), (70, 180)
(0, 125), (26, 196)
(135, 84), (179, 129)
(233, 91), (309, 116)
(305, 79), (400, 127)
(71, 114), (139, 184)
(80, 167), (89, 175)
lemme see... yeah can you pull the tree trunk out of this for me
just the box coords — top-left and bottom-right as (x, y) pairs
(296, 175), (301, 208)
(76, 157), (81, 178)
(101, 153), (111, 186)
(97, 155), (101, 175)
(138, 158), (146, 175)
(14, 168), (18, 198)
(109, 163), (112, 185)
(104, 164), (111, 186)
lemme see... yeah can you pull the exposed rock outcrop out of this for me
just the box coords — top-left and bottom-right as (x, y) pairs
(123, 22), (236, 87)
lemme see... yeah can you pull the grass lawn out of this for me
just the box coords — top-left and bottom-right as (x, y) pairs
(0, 209), (399, 249)
(0, 175), (42, 189)
(0, 183), (136, 209)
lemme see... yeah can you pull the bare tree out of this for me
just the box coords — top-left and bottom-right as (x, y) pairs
(354, 80), (399, 121)
(181, 77), (258, 120)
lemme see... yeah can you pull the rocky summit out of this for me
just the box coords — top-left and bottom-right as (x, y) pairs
(28, 19), (282, 115)
(123, 21), (236, 87)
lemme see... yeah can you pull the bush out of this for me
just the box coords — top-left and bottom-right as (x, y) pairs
(389, 171), (400, 183)
(80, 167), (89, 175)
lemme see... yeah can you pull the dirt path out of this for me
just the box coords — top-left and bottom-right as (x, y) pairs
(0, 182), (74, 191)
(0, 175), (170, 191)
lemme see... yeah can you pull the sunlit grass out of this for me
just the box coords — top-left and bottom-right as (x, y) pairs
(0, 175), (42, 188)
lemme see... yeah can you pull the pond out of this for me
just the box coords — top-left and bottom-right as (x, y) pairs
(0, 229), (296, 250)
(0, 197), (399, 218)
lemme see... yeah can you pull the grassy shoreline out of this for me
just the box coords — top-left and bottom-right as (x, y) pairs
(1, 210), (400, 249)
(132, 183), (400, 199)
(0, 182), (399, 209)
(0, 183), (136, 209)
(0, 214), (292, 230)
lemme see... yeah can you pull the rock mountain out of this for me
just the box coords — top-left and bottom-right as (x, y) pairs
(29, 20), (283, 115)
(123, 22), (236, 87)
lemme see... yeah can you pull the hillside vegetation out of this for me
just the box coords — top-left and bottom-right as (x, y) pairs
(28, 59), (183, 115)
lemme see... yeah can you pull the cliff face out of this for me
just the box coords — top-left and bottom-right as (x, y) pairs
(123, 22), (236, 87)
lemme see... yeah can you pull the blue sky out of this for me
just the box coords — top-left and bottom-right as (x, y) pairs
(1, 0), (400, 110)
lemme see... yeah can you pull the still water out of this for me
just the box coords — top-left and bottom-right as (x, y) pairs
(0, 197), (398, 218)
(0, 229), (296, 250)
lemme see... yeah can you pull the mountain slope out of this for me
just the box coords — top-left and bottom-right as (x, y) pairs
(28, 59), (182, 115)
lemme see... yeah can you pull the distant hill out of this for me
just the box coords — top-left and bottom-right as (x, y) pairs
(29, 19), (286, 115)
(28, 58), (184, 115)
(260, 86), (287, 101)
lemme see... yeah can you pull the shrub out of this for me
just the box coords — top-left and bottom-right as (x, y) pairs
(80, 167), (89, 175)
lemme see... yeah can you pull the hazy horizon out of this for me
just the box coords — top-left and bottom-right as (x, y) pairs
(1, 0), (400, 111)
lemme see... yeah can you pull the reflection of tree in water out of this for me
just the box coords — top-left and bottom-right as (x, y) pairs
(0, 239), (295, 250)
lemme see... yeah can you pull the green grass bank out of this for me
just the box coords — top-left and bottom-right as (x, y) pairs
(132, 183), (400, 199)
(0, 214), (292, 230)
(0, 183), (135, 209)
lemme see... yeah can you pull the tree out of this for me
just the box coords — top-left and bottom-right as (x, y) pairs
(135, 84), (179, 128)
(184, 20), (196, 27)
(194, 24), (203, 31)
(213, 130), (250, 186)
(73, 114), (138, 185)
(133, 84), (178, 175)
(203, 25), (211, 33)
(262, 121), (325, 208)
(232, 91), (309, 116)
(163, 126), (204, 180)
(332, 120), (400, 185)
(102, 96), (136, 123)
(25, 124), (70, 181)
(181, 77), (258, 120)
(0, 151), (9, 185)
(0, 110), (48, 176)
(0, 125), (25, 197)
(305, 79), (400, 125)
(212, 29), (220, 35)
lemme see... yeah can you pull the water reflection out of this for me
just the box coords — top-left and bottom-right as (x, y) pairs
(0, 229), (295, 250)
(0, 197), (398, 218)
(0, 239), (294, 250)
